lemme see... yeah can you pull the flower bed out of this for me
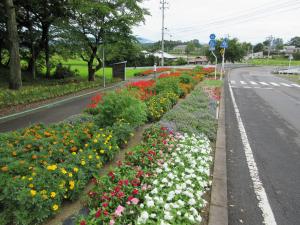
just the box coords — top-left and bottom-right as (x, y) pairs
(0, 67), (212, 225)
(77, 125), (212, 225)
(0, 123), (119, 225)
(134, 68), (171, 76)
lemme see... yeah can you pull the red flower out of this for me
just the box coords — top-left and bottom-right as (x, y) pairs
(103, 210), (109, 216)
(127, 196), (134, 201)
(80, 220), (86, 225)
(136, 170), (144, 178)
(132, 189), (139, 195)
(117, 160), (122, 167)
(114, 186), (121, 193)
(117, 191), (125, 198)
(108, 171), (115, 180)
(148, 156), (153, 161)
(102, 202), (109, 208)
(95, 209), (102, 218)
(124, 180), (129, 186)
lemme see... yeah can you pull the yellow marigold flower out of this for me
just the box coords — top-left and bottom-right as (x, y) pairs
(96, 156), (100, 159)
(88, 155), (93, 159)
(40, 190), (47, 195)
(47, 164), (57, 171)
(96, 163), (101, 168)
(29, 183), (34, 188)
(61, 168), (67, 174)
(50, 192), (56, 198)
(32, 172), (36, 176)
(68, 173), (73, 177)
(93, 139), (98, 143)
(81, 160), (86, 166)
(69, 180), (75, 190)
(84, 144), (88, 148)
(100, 150), (105, 154)
(79, 149), (83, 152)
(42, 194), (48, 200)
(30, 190), (37, 197)
(52, 204), (59, 211)
(21, 176), (26, 180)
(28, 177), (33, 181)
(109, 146), (112, 150)
(72, 152), (77, 155)
(73, 167), (79, 173)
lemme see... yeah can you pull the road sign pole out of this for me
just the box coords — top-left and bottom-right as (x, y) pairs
(221, 48), (225, 80)
(211, 50), (218, 79)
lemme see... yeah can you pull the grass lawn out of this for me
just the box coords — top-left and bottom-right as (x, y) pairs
(249, 58), (300, 66)
(61, 58), (146, 79)
(201, 79), (224, 87)
(276, 74), (300, 84)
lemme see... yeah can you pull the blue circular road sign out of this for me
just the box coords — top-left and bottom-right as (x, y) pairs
(210, 34), (216, 40)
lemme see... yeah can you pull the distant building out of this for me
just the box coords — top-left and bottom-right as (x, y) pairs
(280, 46), (300, 55)
(153, 51), (177, 60)
(249, 51), (264, 59)
(188, 56), (208, 65)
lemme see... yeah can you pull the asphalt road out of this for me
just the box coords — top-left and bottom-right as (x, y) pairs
(0, 76), (152, 133)
(225, 67), (300, 225)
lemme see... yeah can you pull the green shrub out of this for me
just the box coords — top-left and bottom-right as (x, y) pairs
(155, 77), (183, 96)
(92, 91), (147, 128)
(161, 85), (217, 141)
(179, 74), (195, 84)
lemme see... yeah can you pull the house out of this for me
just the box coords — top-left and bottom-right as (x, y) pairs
(245, 51), (264, 60)
(153, 51), (177, 60)
(188, 56), (208, 65)
(280, 46), (300, 56)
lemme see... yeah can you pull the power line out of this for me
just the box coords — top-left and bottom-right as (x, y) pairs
(169, 0), (299, 32)
(172, 4), (300, 38)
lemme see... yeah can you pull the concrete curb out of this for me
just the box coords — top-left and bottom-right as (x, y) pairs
(208, 86), (228, 225)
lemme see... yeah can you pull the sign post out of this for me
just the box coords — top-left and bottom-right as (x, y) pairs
(288, 54), (293, 69)
(154, 63), (157, 80)
(220, 38), (228, 80)
(209, 34), (217, 80)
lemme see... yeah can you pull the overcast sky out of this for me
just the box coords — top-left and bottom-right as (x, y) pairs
(133, 0), (300, 44)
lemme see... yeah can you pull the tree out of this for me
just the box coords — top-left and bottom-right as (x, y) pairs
(14, 0), (69, 78)
(205, 38), (247, 63)
(273, 38), (283, 50)
(0, 2), (8, 67)
(65, 0), (147, 81)
(4, 0), (22, 90)
(185, 42), (195, 60)
(253, 43), (264, 52)
(288, 36), (300, 47)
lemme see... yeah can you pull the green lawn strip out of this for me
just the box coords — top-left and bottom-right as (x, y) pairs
(201, 79), (224, 88)
(249, 58), (300, 66)
(276, 74), (300, 84)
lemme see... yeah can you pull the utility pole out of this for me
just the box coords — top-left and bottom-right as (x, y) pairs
(267, 35), (274, 61)
(160, 0), (168, 66)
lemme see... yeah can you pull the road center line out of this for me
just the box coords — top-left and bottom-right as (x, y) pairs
(228, 83), (277, 225)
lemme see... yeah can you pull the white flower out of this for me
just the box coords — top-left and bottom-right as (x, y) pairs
(162, 178), (168, 183)
(188, 198), (196, 206)
(137, 211), (149, 224)
(151, 188), (158, 194)
(150, 213), (156, 218)
(146, 200), (155, 208)
(164, 211), (173, 221)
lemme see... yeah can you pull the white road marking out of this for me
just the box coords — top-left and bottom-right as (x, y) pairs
(240, 81), (247, 85)
(270, 82), (280, 87)
(260, 82), (269, 86)
(228, 84), (277, 225)
(291, 83), (300, 88)
(250, 81), (258, 85)
(244, 86), (252, 88)
(231, 80), (236, 84)
(279, 83), (291, 87)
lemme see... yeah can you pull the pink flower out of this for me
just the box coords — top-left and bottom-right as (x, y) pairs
(142, 184), (148, 191)
(131, 198), (139, 205)
(115, 205), (125, 217)
(110, 220), (115, 225)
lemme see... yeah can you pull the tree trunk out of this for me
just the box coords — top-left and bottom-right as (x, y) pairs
(45, 34), (50, 78)
(5, 0), (22, 90)
(88, 61), (95, 81)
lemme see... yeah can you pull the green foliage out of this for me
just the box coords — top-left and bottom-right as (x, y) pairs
(155, 77), (183, 96)
(292, 52), (300, 60)
(288, 36), (300, 47)
(179, 74), (195, 84)
(90, 91), (147, 128)
(161, 85), (217, 141)
(0, 79), (104, 109)
(205, 38), (249, 63)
